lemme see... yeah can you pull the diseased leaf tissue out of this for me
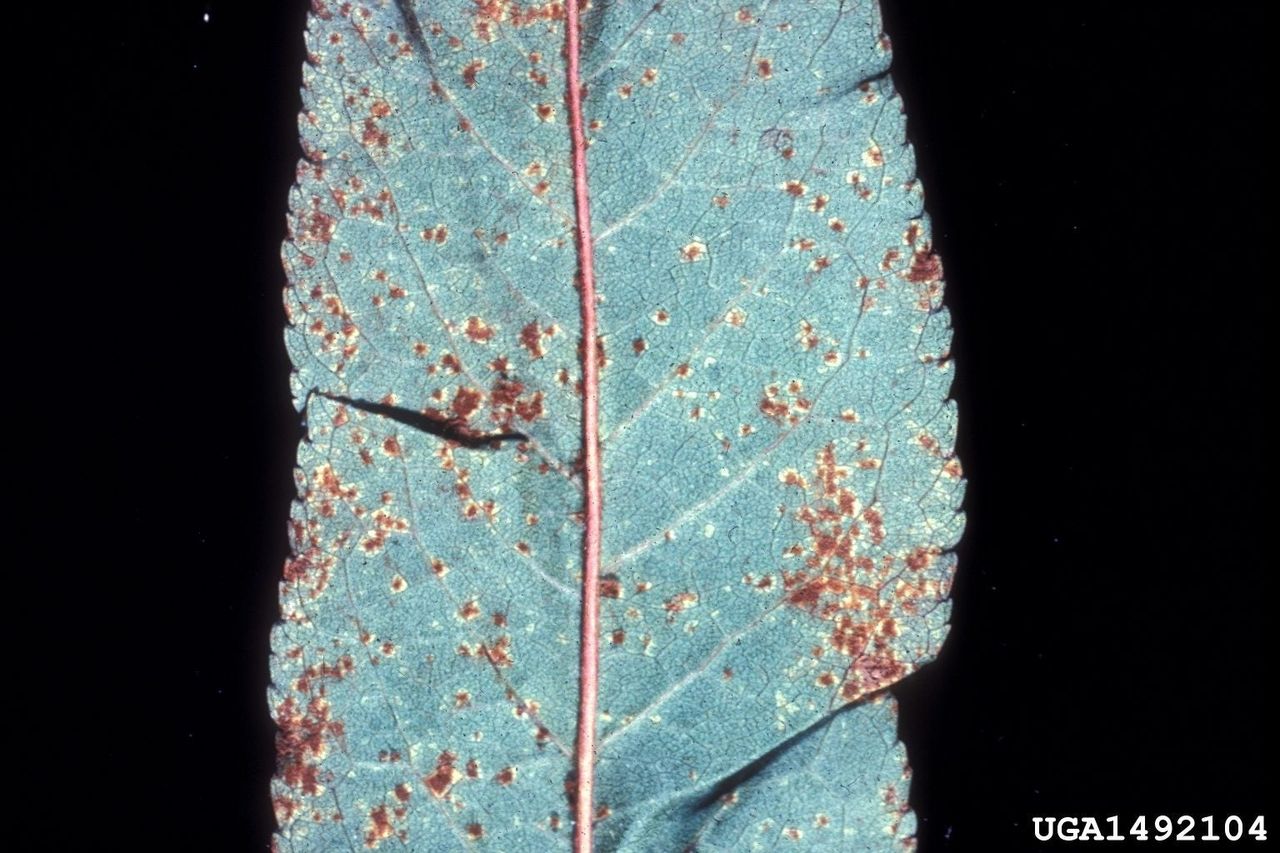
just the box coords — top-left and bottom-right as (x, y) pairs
(271, 1), (962, 850)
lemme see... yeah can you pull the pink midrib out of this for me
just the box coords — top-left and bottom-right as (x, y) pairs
(565, 2), (602, 852)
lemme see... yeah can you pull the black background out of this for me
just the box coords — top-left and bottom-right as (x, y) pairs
(42, 1), (1270, 850)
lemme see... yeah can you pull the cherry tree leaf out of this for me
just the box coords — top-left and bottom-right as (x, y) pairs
(271, 1), (962, 850)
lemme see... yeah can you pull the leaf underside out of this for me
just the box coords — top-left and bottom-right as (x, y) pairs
(271, 1), (962, 850)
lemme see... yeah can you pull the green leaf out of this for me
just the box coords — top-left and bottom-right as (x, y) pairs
(271, 1), (962, 849)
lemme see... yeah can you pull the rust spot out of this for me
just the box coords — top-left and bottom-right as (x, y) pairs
(535, 103), (555, 122)
(600, 576), (623, 598)
(757, 58), (773, 79)
(494, 766), (517, 786)
(610, 629), (626, 645)
(423, 751), (460, 799)
(464, 316), (494, 342)
(519, 321), (548, 358)
(466, 822), (485, 840)
(461, 58), (486, 87)
(481, 635), (513, 667)
(680, 240), (708, 262)
(663, 591), (698, 620)
(275, 695), (339, 796)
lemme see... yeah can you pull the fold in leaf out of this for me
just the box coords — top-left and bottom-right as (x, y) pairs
(272, 1), (962, 850)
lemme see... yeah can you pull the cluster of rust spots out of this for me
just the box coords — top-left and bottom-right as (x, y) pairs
(470, 0), (564, 43)
(489, 377), (546, 426)
(298, 283), (360, 370)
(518, 320), (557, 358)
(758, 380), (813, 426)
(363, 802), (409, 849)
(282, 545), (336, 603)
(845, 170), (874, 200)
(774, 445), (930, 702)
(881, 776), (916, 849)
(437, 445), (497, 521)
(293, 654), (356, 694)
(663, 591), (699, 622)
(302, 208), (336, 245)
(528, 53), (549, 88)
(457, 634), (515, 668)
(420, 223), (449, 244)
(275, 695), (343, 797)
(358, 506), (409, 555)
(904, 244), (945, 310)
(796, 320), (821, 351)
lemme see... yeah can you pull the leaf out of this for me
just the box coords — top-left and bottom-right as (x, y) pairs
(271, 1), (962, 850)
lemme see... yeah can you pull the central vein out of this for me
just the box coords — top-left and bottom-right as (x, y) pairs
(565, 2), (602, 851)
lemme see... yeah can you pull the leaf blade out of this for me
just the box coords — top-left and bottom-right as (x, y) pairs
(272, 1), (961, 850)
